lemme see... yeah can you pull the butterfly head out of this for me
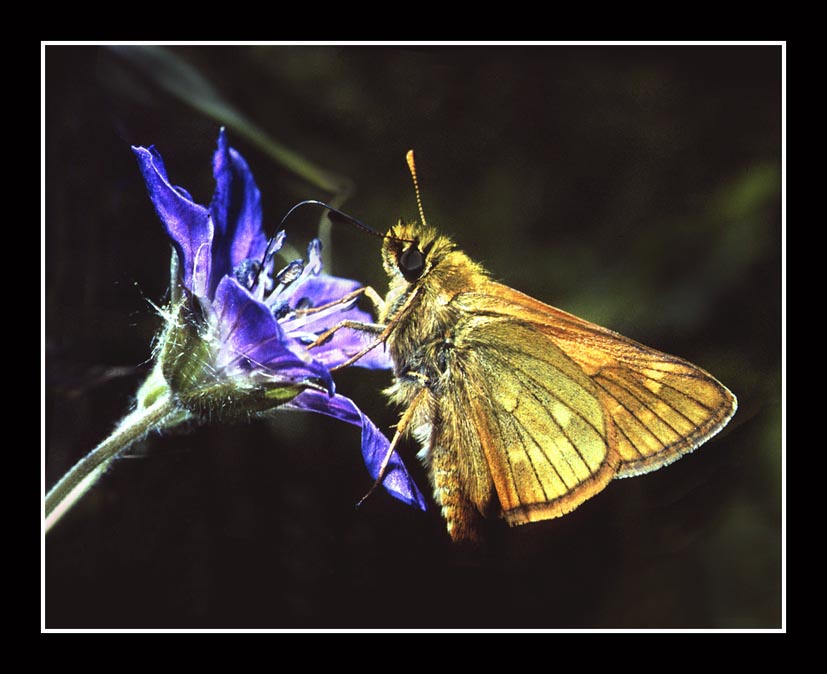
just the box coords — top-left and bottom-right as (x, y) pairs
(382, 220), (455, 286)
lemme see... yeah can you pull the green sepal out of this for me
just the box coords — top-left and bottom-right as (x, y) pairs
(152, 292), (327, 423)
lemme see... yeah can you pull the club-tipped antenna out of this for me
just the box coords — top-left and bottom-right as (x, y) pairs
(278, 200), (384, 239)
(406, 150), (428, 228)
(277, 199), (415, 243)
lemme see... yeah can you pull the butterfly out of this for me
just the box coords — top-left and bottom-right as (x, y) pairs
(316, 151), (737, 543)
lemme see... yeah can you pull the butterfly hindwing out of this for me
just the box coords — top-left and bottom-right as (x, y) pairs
(452, 282), (736, 523)
(445, 308), (620, 525)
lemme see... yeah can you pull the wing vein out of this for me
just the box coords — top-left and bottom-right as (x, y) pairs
(487, 395), (556, 504)
(601, 369), (699, 434)
(595, 373), (704, 458)
(483, 347), (602, 482)
(593, 378), (667, 450)
(487, 344), (605, 441)
(632, 368), (717, 412)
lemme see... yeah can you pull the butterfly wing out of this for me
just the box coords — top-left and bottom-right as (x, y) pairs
(452, 281), (737, 526)
(444, 313), (620, 526)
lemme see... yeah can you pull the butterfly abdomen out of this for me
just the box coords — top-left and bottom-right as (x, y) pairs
(429, 439), (485, 543)
(383, 285), (499, 542)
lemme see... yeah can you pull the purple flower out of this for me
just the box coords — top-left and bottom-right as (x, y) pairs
(131, 129), (426, 510)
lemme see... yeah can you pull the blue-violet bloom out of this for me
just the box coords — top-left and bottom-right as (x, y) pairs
(131, 129), (425, 509)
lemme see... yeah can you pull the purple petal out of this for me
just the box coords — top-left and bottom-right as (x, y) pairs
(292, 274), (361, 306)
(213, 277), (333, 392)
(285, 390), (428, 510)
(210, 128), (267, 292)
(133, 145), (213, 296)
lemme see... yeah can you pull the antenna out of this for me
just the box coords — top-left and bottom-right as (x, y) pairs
(277, 200), (385, 239)
(274, 199), (414, 249)
(406, 150), (428, 228)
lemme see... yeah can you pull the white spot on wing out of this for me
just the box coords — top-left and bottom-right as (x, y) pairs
(551, 402), (573, 428)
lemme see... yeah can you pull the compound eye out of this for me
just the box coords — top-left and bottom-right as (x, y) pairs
(399, 245), (425, 281)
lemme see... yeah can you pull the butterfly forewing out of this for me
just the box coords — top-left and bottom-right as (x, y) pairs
(592, 357), (736, 477)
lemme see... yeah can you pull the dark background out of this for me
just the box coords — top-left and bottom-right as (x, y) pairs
(45, 45), (782, 629)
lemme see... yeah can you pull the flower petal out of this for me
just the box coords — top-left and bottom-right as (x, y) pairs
(291, 274), (360, 306)
(285, 390), (428, 510)
(133, 145), (213, 295)
(213, 277), (333, 393)
(210, 128), (267, 293)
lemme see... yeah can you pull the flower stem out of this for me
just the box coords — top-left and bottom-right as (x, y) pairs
(45, 392), (178, 534)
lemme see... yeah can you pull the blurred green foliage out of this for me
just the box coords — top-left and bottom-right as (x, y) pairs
(45, 45), (781, 629)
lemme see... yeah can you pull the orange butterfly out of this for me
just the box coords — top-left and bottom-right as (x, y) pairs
(317, 151), (737, 543)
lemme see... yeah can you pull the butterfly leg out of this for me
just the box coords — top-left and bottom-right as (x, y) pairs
(360, 285), (387, 316)
(356, 387), (429, 507)
(296, 285), (386, 318)
(308, 286), (422, 371)
(300, 286), (387, 369)
(307, 319), (386, 370)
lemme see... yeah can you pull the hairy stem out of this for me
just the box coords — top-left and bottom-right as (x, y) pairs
(45, 392), (178, 534)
